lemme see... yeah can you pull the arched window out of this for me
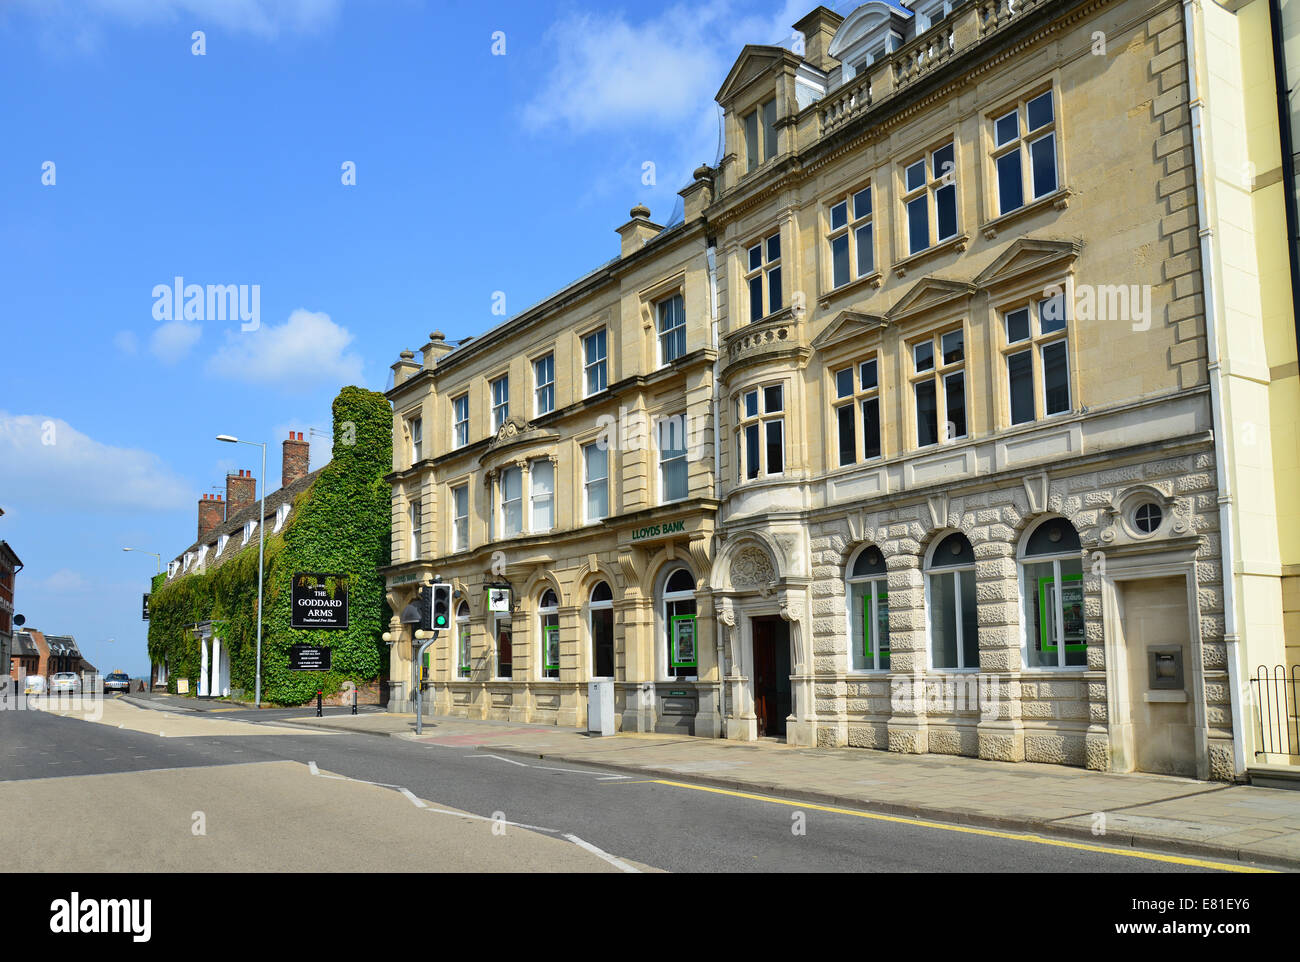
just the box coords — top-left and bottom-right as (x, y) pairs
(927, 532), (978, 669)
(662, 568), (697, 679)
(539, 589), (559, 679)
(589, 581), (614, 678)
(1020, 517), (1084, 668)
(847, 545), (889, 671)
(455, 602), (471, 678)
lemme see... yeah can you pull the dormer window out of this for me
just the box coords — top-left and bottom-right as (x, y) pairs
(828, 2), (914, 87)
(168, 560), (180, 578)
(182, 552), (194, 573)
(217, 534), (229, 555)
(242, 520), (257, 546)
(743, 98), (778, 172)
(197, 545), (210, 568)
(908, 0), (953, 36)
(273, 502), (291, 533)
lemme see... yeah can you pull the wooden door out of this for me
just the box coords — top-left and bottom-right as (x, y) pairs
(753, 618), (777, 737)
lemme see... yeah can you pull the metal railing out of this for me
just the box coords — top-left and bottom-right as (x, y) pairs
(1251, 665), (1299, 758)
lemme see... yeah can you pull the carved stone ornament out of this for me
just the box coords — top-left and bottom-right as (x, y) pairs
(730, 546), (775, 589)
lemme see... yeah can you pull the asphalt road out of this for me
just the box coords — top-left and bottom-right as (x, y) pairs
(0, 700), (1255, 873)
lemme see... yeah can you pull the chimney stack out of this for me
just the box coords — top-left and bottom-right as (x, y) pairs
(616, 204), (664, 257)
(793, 6), (845, 73)
(198, 493), (224, 541)
(226, 469), (255, 518)
(282, 431), (309, 488)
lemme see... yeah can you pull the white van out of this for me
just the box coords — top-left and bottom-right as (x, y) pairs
(23, 675), (46, 696)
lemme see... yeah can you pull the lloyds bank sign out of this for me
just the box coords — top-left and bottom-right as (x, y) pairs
(629, 518), (686, 543)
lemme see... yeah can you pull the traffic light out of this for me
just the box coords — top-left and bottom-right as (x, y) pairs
(431, 583), (452, 632)
(417, 584), (434, 633)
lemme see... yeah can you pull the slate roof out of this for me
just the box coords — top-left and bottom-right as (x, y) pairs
(165, 465), (324, 581)
(12, 630), (38, 658)
(43, 634), (81, 659)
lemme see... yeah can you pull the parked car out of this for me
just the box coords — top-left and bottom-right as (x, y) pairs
(23, 675), (46, 696)
(50, 672), (80, 694)
(103, 672), (132, 695)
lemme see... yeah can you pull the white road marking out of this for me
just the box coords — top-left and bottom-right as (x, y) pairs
(563, 834), (640, 873)
(400, 788), (427, 809)
(467, 753), (529, 767)
(533, 765), (628, 779)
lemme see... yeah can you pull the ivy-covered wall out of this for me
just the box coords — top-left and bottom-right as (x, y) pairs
(147, 386), (393, 705)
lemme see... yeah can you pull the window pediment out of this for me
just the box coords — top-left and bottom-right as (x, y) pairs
(973, 237), (1082, 292)
(481, 416), (560, 474)
(715, 45), (796, 106)
(811, 310), (888, 352)
(885, 277), (975, 324)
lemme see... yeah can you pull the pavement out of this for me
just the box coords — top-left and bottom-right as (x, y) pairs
(219, 704), (1300, 870)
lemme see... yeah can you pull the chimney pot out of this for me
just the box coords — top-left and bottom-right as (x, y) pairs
(282, 430), (310, 489)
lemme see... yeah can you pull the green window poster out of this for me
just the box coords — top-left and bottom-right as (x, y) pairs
(1039, 573), (1085, 652)
(544, 624), (560, 672)
(458, 628), (471, 676)
(670, 614), (698, 668)
(863, 591), (889, 658)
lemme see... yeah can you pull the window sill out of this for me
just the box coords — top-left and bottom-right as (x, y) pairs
(893, 233), (971, 278)
(980, 188), (1072, 240)
(818, 270), (883, 309)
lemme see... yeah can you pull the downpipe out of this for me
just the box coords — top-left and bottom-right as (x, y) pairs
(1183, 0), (1248, 776)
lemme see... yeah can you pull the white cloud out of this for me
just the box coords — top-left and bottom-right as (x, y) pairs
(38, 568), (89, 592)
(523, 7), (724, 133)
(522, 0), (807, 134)
(0, 413), (192, 512)
(113, 330), (138, 355)
(150, 319), (202, 364)
(206, 309), (364, 389)
(13, 0), (342, 44)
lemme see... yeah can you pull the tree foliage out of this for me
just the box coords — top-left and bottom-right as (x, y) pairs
(147, 386), (393, 704)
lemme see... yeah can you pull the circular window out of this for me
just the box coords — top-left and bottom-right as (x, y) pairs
(1132, 502), (1163, 535)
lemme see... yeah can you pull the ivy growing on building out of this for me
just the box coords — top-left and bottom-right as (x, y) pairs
(147, 386), (393, 704)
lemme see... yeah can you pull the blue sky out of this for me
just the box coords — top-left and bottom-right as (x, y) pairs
(0, 0), (825, 677)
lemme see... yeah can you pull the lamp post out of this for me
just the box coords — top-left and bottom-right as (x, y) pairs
(216, 434), (266, 708)
(122, 547), (161, 574)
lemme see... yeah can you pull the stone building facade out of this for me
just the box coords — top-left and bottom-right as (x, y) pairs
(383, 0), (1297, 780)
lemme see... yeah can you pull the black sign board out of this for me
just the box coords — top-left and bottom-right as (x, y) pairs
(142, 593), (151, 621)
(289, 644), (332, 672)
(290, 573), (349, 630)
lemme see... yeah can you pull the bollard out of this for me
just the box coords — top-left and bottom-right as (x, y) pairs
(316, 689), (323, 717)
(351, 687), (358, 715)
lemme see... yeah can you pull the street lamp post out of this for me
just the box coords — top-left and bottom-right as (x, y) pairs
(123, 548), (160, 689)
(217, 434), (266, 708)
(122, 547), (161, 574)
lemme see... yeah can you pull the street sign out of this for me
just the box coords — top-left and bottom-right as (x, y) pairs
(142, 593), (151, 621)
(289, 644), (332, 671)
(290, 573), (349, 630)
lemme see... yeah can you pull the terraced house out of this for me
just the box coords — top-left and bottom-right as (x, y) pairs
(384, 0), (1298, 781)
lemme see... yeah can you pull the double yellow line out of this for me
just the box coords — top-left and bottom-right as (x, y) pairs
(632, 779), (1274, 873)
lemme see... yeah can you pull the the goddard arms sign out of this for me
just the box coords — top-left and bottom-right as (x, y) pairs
(290, 573), (349, 630)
